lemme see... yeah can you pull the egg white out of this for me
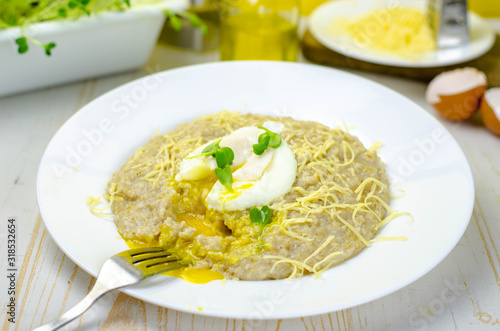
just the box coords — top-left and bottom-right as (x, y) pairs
(206, 141), (297, 211)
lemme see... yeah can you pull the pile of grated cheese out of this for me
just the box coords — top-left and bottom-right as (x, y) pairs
(332, 7), (436, 59)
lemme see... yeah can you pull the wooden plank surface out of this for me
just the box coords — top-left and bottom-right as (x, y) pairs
(1, 39), (500, 331)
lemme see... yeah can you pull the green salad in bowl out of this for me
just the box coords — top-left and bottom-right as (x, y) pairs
(0, 0), (205, 55)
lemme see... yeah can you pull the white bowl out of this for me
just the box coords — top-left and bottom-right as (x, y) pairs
(0, 1), (187, 98)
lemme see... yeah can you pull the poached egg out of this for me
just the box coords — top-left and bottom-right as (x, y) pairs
(176, 121), (297, 211)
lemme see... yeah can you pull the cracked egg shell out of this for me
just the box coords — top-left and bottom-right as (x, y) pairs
(480, 88), (500, 136)
(426, 67), (487, 121)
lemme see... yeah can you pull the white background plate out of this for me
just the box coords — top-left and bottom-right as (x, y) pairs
(309, 0), (495, 68)
(37, 61), (474, 319)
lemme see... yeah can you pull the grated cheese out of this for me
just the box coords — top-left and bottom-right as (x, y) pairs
(370, 236), (408, 243)
(332, 7), (436, 59)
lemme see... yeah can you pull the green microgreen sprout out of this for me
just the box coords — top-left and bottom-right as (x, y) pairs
(164, 10), (182, 31)
(250, 205), (273, 245)
(202, 137), (222, 155)
(215, 147), (234, 169)
(187, 137), (235, 192)
(16, 36), (56, 55)
(214, 165), (233, 192)
(250, 205), (272, 230)
(252, 126), (282, 156)
(44, 42), (56, 55)
(253, 134), (270, 155)
(15, 37), (29, 54)
(1, 0), (205, 56)
(186, 138), (222, 159)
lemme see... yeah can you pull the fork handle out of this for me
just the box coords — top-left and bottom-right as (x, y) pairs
(33, 281), (114, 331)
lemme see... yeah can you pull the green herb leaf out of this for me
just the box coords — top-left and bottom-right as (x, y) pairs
(252, 143), (267, 155)
(200, 23), (208, 35)
(15, 37), (27, 46)
(201, 137), (221, 155)
(44, 42), (56, 56)
(258, 126), (282, 148)
(249, 205), (272, 228)
(169, 14), (181, 31)
(58, 8), (68, 18)
(215, 165), (233, 192)
(18, 44), (28, 54)
(268, 133), (282, 148)
(261, 205), (272, 226)
(249, 207), (263, 225)
(253, 127), (282, 155)
(186, 138), (222, 159)
(258, 133), (270, 145)
(215, 147), (234, 169)
(15, 37), (28, 54)
(187, 13), (201, 27)
(253, 134), (270, 156)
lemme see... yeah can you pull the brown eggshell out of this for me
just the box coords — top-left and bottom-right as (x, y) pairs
(480, 88), (500, 136)
(431, 85), (486, 121)
(426, 67), (487, 121)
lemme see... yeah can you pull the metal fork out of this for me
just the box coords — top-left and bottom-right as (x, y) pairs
(34, 247), (185, 331)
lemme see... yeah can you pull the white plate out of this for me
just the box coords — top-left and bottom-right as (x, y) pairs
(37, 61), (474, 319)
(309, 0), (495, 68)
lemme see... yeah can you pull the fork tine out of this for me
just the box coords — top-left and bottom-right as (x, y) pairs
(143, 262), (185, 277)
(130, 251), (174, 264)
(117, 247), (166, 263)
(139, 255), (180, 268)
(127, 247), (166, 256)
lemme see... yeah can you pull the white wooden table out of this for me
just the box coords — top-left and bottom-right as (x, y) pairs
(1, 40), (500, 331)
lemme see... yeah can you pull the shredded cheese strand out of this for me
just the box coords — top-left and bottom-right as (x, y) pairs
(370, 236), (408, 243)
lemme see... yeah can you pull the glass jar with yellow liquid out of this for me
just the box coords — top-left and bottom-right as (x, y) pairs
(219, 0), (300, 61)
(300, 0), (329, 16)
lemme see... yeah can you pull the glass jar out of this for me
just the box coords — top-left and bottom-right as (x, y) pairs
(300, 0), (329, 16)
(160, 0), (220, 50)
(219, 0), (300, 61)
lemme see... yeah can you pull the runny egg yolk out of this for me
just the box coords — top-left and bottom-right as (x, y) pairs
(162, 268), (225, 284)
